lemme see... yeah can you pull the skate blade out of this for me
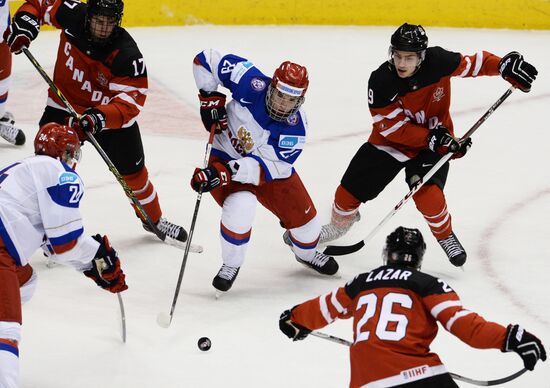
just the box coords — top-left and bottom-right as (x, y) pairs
(297, 262), (341, 278)
(215, 290), (225, 299)
(164, 236), (204, 253)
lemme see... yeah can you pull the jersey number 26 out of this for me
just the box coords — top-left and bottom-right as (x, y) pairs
(356, 292), (412, 343)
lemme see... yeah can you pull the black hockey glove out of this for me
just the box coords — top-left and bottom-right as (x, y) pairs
(190, 161), (232, 192)
(198, 89), (228, 134)
(84, 235), (128, 294)
(451, 137), (472, 160)
(427, 125), (460, 155)
(499, 52), (538, 93)
(502, 324), (546, 371)
(79, 108), (106, 136)
(3, 12), (40, 54)
(279, 309), (311, 341)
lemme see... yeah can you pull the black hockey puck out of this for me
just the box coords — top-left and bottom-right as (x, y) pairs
(198, 337), (211, 351)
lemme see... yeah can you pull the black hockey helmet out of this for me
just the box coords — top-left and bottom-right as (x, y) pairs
(85, 0), (124, 46)
(382, 226), (426, 269)
(390, 23), (428, 52)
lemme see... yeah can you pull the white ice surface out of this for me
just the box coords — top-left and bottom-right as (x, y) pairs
(1, 25), (549, 388)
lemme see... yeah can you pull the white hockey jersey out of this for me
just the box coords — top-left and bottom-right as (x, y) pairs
(0, 155), (99, 269)
(193, 49), (307, 185)
(0, 1), (9, 41)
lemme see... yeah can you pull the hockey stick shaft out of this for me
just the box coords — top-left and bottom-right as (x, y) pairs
(22, 48), (166, 242)
(311, 331), (527, 386)
(117, 293), (126, 343)
(162, 122), (217, 326)
(324, 86), (515, 256)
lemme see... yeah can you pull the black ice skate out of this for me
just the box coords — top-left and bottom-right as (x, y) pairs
(438, 232), (467, 267)
(295, 251), (339, 275)
(143, 217), (188, 242)
(0, 112), (26, 146)
(213, 264), (240, 296)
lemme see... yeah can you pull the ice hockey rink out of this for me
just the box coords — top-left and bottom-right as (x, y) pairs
(1, 25), (549, 387)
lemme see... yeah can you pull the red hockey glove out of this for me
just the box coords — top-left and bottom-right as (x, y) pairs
(84, 235), (128, 293)
(79, 108), (106, 135)
(427, 125), (460, 155)
(66, 116), (87, 141)
(451, 137), (472, 160)
(190, 161), (232, 192)
(279, 309), (311, 341)
(3, 12), (40, 54)
(499, 52), (538, 93)
(502, 324), (546, 371)
(198, 89), (228, 134)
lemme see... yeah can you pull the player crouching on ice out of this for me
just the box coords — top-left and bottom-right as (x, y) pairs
(280, 227), (546, 388)
(0, 123), (128, 387)
(190, 49), (338, 295)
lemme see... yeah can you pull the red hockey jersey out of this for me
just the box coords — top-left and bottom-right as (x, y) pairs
(291, 265), (507, 387)
(18, 0), (147, 129)
(367, 47), (501, 161)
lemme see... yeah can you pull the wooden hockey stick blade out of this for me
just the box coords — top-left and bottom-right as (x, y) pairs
(163, 236), (203, 253)
(449, 368), (527, 386)
(323, 240), (365, 256)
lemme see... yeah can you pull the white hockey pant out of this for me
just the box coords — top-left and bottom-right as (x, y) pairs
(220, 191), (257, 268)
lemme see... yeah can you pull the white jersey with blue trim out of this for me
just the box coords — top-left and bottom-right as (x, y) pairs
(0, 155), (99, 269)
(0, 0), (9, 42)
(193, 49), (307, 184)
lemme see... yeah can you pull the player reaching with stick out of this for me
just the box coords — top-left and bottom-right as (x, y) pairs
(320, 23), (538, 266)
(280, 226), (546, 388)
(191, 49), (339, 295)
(0, 123), (127, 388)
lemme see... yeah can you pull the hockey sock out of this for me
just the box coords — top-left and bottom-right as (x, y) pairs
(289, 216), (321, 261)
(332, 185), (361, 228)
(123, 166), (162, 224)
(0, 338), (19, 388)
(0, 42), (11, 119)
(413, 184), (453, 240)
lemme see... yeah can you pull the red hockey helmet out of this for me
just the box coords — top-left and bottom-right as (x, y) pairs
(34, 123), (82, 166)
(266, 61), (309, 121)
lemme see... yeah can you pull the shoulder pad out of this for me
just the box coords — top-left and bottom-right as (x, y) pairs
(368, 64), (400, 109)
(111, 31), (146, 77)
(424, 46), (461, 76)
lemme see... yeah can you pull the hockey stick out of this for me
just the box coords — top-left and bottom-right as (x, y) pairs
(324, 86), (515, 256)
(117, 293), (126, 343)
(157, 119), (218, 328)
(44, 251), (127, 343)
(22, 48), (202, 253)
(310, 330), (527, 386)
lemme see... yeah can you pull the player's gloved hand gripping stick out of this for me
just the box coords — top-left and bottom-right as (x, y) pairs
(324, 86), (516, 256)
